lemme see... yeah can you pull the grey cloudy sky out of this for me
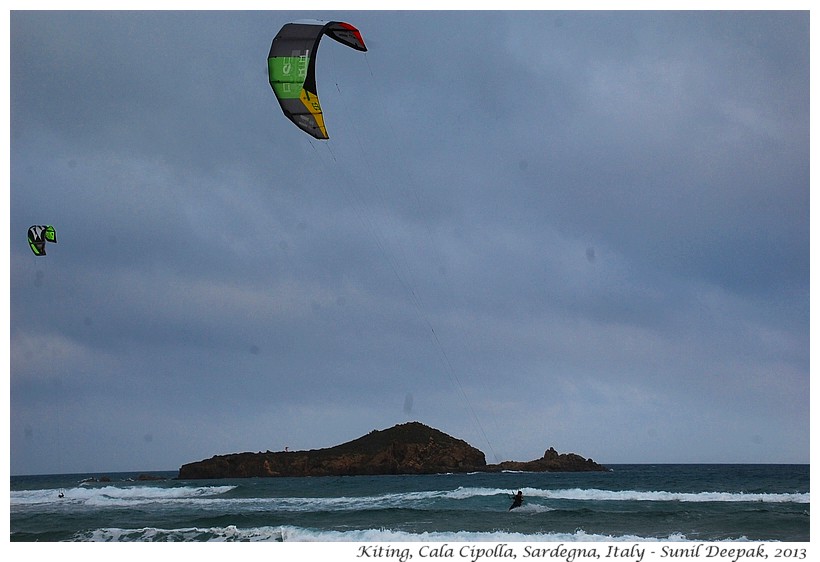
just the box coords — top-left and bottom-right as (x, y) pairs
(8, 10), (810, 475)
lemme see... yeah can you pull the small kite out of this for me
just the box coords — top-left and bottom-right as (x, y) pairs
(28, 225), (57, 256)
(268, 20), (367, 139)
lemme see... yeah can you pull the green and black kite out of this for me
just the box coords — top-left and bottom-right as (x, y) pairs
(268, 20), (367, 139)
(28, 225), (57, 256)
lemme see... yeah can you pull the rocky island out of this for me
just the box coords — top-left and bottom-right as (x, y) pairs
(177, 422), (607, 479)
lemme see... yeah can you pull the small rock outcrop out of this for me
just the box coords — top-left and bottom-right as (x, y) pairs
(486, 447), (605, 472)
(177, 422), (607, 479)
(137, 473), (167, 481)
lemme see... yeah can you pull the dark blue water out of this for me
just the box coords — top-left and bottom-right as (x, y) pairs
(9, 465), (809, 542)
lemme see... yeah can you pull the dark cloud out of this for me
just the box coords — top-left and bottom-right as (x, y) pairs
(9, 11), (809, 474)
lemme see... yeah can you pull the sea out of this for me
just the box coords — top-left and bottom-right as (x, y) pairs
(9, 464), (810, 559)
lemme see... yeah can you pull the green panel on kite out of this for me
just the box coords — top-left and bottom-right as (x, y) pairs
(268, 56), (310, 99)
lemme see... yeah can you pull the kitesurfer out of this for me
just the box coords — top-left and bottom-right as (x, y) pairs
(509, 490), (523, 510)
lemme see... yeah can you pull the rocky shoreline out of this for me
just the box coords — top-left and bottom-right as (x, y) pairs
(177, 421), (608, 479)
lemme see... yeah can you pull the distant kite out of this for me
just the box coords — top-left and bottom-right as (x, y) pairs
(267, 20), (367, 139)
(28, 225), (57, 256)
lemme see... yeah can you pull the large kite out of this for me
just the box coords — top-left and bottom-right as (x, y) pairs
(267, 20), (367, 139)
(28, 225), (57, 256)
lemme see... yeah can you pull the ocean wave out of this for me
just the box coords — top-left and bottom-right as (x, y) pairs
(447, 486), (809, 504)
(10, 484), (237, 507)
(71, 524), (750, 542)
(11, 483), (807, 511)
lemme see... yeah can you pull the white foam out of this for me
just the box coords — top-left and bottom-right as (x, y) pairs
(517, 487), (810, 503)
(72, 525), (750, 543)
(10, 484), (237, 507)
(12, 483), (807, 512)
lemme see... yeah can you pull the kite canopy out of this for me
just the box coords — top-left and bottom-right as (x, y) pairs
(268, 20), (367, 139)
(28, 225), (57, 256)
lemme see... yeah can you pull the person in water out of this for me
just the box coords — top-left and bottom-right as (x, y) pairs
(509, 490), (523, 510)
